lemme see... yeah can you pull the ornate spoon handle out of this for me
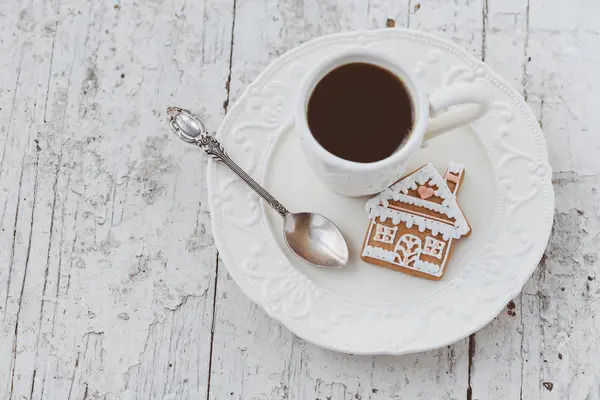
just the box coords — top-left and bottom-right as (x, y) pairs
(167, 107), (289, 218)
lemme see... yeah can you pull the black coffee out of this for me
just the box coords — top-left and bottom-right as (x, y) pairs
(307, 62), (414, 163)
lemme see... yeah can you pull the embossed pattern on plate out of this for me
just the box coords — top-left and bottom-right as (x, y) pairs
(207, 29), (554, 354)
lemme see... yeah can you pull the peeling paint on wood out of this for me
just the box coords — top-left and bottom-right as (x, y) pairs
(1, 0), (228, 397)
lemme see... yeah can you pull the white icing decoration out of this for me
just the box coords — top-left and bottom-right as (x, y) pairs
(394, 193), (453, 217)
(448, 161), (465, 174)
(445, 162), (464, 195)
(362, 245), (396, 263)
(394, 234), (422, 266)
(365, 163), (470, 240)
(413, 260), (443, 277)
(445, 174), (461, 189)
(361, 245), (443, 277)
(367, 206), (468, 241)
(373, 224), (397, 244)
(423, 236), (446, 260)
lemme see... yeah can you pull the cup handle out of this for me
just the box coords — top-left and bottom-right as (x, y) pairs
(423, 80), (492, 141)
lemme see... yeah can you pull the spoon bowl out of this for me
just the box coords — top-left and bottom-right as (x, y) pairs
(283, 212), (349, 268)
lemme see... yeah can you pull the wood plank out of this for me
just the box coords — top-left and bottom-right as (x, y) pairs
(467, 1), (530, 399)
(208, 1), (483, 399)
(408, 0), (485, 60)
(0, 0), (232, 397)
(472, 0), (600, 399)
(0, 0), (58, 396)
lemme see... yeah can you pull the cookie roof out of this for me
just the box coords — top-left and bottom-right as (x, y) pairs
(365, 163), (470, 240)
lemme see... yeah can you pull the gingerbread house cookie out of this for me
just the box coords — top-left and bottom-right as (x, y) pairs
(361, 162), (470, 280)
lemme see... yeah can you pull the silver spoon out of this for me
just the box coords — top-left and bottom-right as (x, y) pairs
(166, 106), (349, 268)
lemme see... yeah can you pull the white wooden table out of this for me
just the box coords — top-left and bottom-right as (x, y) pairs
(1, 0), (598, 398)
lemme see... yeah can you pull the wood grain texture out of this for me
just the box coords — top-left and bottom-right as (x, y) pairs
(1, 0), (229, 398)
(472, 1), (600, 400)
(1, 0), (596, 399)
(468, 1), (531, 399)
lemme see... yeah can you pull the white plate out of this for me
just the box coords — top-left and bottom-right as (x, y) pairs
(207, 29), (554, 355)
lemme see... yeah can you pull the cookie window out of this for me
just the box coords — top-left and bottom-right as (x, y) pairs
(423, 236), (446, 259)
(374, 224), (397, 244)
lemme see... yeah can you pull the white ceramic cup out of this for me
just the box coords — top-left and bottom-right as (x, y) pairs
(295, 48), (492, 197)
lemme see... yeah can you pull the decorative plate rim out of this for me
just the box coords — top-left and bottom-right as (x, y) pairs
(206, 28), (554, 355)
